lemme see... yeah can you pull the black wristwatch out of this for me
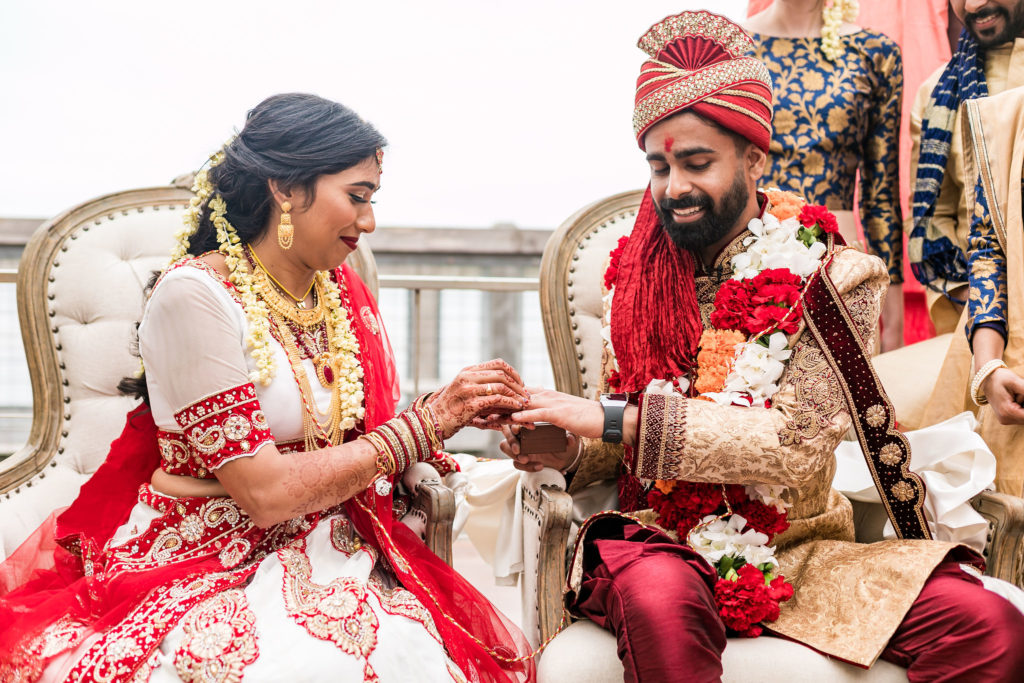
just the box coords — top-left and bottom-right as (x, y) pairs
(599, 393), (629, 444)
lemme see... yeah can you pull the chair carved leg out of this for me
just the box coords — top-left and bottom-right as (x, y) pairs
(412, 479), (455, 567)
(527, 483), (574, 644)
(972, 490), (1024, 588)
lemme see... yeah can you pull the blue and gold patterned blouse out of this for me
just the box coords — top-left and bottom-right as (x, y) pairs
(966, 177), (1009, 344)
(750, 30), (904, 283)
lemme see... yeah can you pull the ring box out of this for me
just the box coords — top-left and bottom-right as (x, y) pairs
(518, 422), (569, 455)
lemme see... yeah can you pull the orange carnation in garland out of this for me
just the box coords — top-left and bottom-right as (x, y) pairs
(762, 188), (804, 220)
(693, 329), (745, 396)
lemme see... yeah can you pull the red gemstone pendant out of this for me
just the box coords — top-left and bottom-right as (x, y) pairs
(314, 352), (335, 388)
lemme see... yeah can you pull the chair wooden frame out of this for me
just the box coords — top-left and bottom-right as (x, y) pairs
(528, 190), (1024, 644)
(540, 189), (643, 399)
(1, 183), (453, 563)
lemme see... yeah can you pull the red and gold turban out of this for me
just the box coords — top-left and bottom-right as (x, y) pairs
(633, 11), (773, 152)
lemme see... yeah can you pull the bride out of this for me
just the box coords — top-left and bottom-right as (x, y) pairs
(0, 93), (533, 682)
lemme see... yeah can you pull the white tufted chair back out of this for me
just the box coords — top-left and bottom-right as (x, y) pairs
(540, 190), (642, 400)
(0, 184), (379, 558)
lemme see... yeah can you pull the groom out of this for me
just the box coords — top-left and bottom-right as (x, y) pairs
(505, 10), (1024, 682)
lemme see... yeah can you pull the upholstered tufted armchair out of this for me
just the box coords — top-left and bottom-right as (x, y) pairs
(522, 190), (1024, 682)
(0, 183), (454, 564)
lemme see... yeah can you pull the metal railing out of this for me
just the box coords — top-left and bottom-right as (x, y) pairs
(0, 268), (542, 455)
(379, 275), (537, 395)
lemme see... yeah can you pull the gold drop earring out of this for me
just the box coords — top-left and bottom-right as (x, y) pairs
(278, 201), (293, 250)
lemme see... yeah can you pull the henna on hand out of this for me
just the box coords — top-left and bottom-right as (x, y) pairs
(428, 359), (528, 438)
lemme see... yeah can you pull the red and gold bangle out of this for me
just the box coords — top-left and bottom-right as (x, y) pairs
(379, 421), (411, 470)
(400, 411), (431, 463)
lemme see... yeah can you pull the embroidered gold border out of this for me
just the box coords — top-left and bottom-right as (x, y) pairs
(963, 99), (1008, 254)
(637, 10), (755, 58)
(802, 253), (931, 539)
(633, 59), (773, 138)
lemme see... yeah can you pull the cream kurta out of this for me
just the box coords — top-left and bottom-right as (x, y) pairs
(921, 86), (1024, 496)
(568, 239), (961, 668)
(908, 38), (1024, 332)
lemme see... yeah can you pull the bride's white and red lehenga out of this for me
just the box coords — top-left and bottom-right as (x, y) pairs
(0, 259), (532, 682)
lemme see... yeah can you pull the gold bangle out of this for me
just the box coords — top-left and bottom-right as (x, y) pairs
(418, 403), (444, 453)
(971, 359), (1007, 407)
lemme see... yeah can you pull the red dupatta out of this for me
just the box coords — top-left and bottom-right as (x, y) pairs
(0, 263), (532, 682)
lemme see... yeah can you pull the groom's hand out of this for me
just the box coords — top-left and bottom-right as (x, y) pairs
(500, 423), (580, 473)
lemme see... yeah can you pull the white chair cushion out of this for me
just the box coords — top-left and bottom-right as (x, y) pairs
(0, 466), (88, 560)
(537, 620), (908, 682)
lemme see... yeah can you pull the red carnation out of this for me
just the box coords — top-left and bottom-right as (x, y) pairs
(715, 564), (781, 637)
(604, 235), (630, 290)
(768, 575), (795, 603)
(732, 498), (791, 540)
(711, 279), (756, 332)
(647, 481), (725, 539)
(798, 204), (839, 234)
(753, 283), (801, 308)
(747, 304), (800, 335)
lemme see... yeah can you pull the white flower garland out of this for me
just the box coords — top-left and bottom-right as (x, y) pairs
(316, 270), (366, 430)
(822, 0), (859, 62)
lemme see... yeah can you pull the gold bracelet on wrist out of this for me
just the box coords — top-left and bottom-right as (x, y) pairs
(360, 432), (396, 496)
(418, 403), (444, 453)
(971, 359), (1007, 407)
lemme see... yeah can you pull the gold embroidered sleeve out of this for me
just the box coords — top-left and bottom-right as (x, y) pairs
(568, 437), (624, 493)
(635, 250), (887, 486)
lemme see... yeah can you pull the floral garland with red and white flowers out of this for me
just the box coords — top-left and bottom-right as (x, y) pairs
(604, 189), (839, 636)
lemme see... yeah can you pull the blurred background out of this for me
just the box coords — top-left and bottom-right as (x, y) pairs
(0, 0), (749, 455)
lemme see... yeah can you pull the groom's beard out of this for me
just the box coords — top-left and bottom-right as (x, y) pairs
(655, 169), (749, 252)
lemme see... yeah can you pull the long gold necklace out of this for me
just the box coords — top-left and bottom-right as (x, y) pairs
(249, 248), (315, 309)
(245, 247), (364, 447)
(271, 309), (347, 449)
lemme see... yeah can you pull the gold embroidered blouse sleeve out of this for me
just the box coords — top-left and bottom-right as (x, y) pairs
(634, 250), (888, 487)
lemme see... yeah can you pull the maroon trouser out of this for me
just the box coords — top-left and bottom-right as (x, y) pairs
(570, 521), (1024, 683)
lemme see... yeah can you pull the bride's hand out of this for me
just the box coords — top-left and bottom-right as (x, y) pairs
(428, 359), (528, 438)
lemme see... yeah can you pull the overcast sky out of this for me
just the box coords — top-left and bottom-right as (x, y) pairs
(1, 0), (749, 229)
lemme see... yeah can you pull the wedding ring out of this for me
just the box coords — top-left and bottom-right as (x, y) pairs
(486, 383), (494, 395)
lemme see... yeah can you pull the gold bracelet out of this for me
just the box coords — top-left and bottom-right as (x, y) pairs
(971, 359), (1007, 407)
(360, 432), (396, 496)
(418, 403), (444, 453)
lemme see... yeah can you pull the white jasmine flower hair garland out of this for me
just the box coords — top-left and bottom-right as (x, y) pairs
(821, 0), (859, 62)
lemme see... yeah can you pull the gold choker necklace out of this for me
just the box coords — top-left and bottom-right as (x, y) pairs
(249, 250), (326, 329)
(249, 248), (315, 308)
